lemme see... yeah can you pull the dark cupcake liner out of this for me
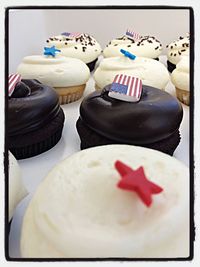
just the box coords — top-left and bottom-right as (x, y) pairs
(167, 60), (176, 73)
(86, 58), (98, 72)
(9, 109), (65, 160)
(76, 117), (181, 156)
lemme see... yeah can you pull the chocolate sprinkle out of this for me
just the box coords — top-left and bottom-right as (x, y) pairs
(74, 46), (78, 49)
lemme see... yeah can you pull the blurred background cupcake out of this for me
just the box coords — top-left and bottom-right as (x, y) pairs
(103, 30), (162, 60)
(94, 49), (169, 91)
(46, 32), (102, 71)
(171, 56), (189, 105)
(17, 46), (90, 104)
(166, 33), (190, 72)
(9, 152), (28, 229)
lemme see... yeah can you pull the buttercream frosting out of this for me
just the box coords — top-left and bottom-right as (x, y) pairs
(21, 145), (189, 258)
(171, 56), (189, 91)
(17, 55), (90, 87)
(103, 35), (162, 59)
(9, 152), (28, 221)
(167, 34), (190, 65)
(94, 56), (169, 90)
(46, 33), (102, 63)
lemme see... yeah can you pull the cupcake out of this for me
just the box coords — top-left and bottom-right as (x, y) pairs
(103, 31), (162, 59)
(17, 46), (90, 104)
(9, 152), (28, 227)
(76, 76), (183, 155)
(171, 56), (189, 105)
(8, 75), (65, 159)
(46, 32), (102, 71)
(94, 49), (169, 90)
(20, 145), (189, 258)
(166, 34), (190, 72)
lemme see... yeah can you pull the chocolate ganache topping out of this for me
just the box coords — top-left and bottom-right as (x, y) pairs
(8, 79), (61, 136)
(79, 85), (183, 144)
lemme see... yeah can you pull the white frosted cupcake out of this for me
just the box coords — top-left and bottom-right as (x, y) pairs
(171, 56), (189, 105)
(103, 35), (162, 59)
(166, 34), (190, 72)
(17, 49), (90, 104)
(94, 50), (169, 90)
(9, 152), (27, 223)
(21, 145), (189, 258)
(46, 33), (102, 71)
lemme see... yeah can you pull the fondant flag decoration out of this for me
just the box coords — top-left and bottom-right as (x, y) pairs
(61, 32), (82, 38)
(8, 74), (21, 96)
(115, 160), (163, 207)
(126, 29), (140, 40)
(109, 74), (142, 102)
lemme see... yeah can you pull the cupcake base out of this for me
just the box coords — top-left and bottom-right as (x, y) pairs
(176, 87), (190, 106)
(9, 109), (65, 160)
(76, 117), (181, 156)
(54, 85), (86, 104)
(167, 60), (176, 73)
(86, 58), (98, 72)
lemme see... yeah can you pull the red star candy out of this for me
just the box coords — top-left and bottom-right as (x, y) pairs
(115, 160), (163, 207)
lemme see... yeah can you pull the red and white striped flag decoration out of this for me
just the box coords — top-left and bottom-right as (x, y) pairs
(125, 29), (140, 40)
(61, 32), (82, 38)
(8, 74), (21, 96)
(109, 74), (142, 102)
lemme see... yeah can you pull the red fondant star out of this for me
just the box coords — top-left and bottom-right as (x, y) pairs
(115, 160), (163, 207)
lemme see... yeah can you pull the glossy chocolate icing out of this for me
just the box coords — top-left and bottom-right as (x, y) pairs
(8, 79), (60, 136)
(79, 85), (183, 145)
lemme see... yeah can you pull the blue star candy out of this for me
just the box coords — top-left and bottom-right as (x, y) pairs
(44, 46), (61, 57)
(120, 49), (136, 60)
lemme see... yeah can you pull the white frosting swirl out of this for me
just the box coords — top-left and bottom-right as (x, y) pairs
(94, 56), (169, 90)
(46, 33), (102, 64)
(17, 55), (90, 87)
(9, 152), (28, 221)
(167, 35), (190, 65)
(171, 56), (189, 91)
(21, 145), (189, 258)
(103, 35), (162, 58)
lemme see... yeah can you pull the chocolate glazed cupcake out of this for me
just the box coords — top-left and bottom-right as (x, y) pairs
(76, 85), (183, 155)
(8, 79), (65, 159)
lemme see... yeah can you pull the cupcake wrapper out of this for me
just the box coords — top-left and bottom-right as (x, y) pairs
(9, 109), (65, 160)
(54, 85), (86, 105)
(76, 117), (181, 156)
(10, 125), (63, 160)
(176, 87), (190, 106)
(58, 91), (84, 104)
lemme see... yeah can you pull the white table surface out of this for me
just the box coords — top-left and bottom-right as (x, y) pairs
(9, 56), (189, 258)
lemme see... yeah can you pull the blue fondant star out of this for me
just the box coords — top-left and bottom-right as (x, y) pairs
(120, 49), (136, 60)
(44, 46), (61, 57)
